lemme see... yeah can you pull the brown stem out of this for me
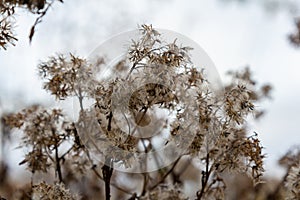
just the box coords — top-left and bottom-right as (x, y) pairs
(102, 157), (114, 200)
(140, 138), (150, 196)
(83, 148), (132, 195)
(126, 46), (167, 80)
(29, 0), (56, 43)
(52, 128), (63, 183)
(78, 88), (84, 111)
(197, 153), (211, 200)
(59, 146), (73, 161)
(102, 110), (113, 199)
(141, 173), (148, 196)
(107, 111), (113, 131)
(54, 142), (63, 183)
(149, 156), (181, 191)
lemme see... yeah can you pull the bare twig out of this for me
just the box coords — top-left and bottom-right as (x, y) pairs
(29, 0), (62, 43)
(102, 158), (114, 200)
(149, 156), (182, 191)
(196, 153), (211, 200)
(52, 128), (63, 183)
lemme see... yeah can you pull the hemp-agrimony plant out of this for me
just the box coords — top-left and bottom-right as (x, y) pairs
(2, 25), (275, 200)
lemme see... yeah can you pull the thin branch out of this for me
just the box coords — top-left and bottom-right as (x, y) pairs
(149, 156), (182, 191)
(52, 128), (63, 183)
(78, 88), (84, 111)
(197, 153), (211, 200)
(102, 157), (114, 200)
(59, 146), (74, 161)
(84, 149), (132, 195)
(126, 46), (167, 80)
(29, 0), (59, 43)
(107, 111), (113, 131)
(141, 172), (149, 196)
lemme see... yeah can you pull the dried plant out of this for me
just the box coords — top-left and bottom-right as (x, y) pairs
(0, 25), (267, 199)
(0, 2), (17, 50)
(1, 1), (300, 200)
(266, 146), (300, 200)
(289, 18), (300, 47)
(1, 24), (298, 200)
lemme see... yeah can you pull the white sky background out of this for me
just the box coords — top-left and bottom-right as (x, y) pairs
(1, 0), (300, 180)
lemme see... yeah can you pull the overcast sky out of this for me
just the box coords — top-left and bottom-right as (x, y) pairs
(1, 0), (300, 179)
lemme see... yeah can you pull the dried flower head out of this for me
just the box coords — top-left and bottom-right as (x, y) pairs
(284, 161), (300, 200)
(289, 19), (300, 47)
(38, 53), (102, 102)
(32, 182), (78, 200)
